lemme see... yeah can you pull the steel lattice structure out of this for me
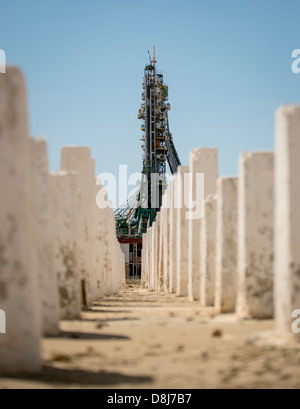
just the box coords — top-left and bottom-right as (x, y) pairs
(116, 47), (181, 238)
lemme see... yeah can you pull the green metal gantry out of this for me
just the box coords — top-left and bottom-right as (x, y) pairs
(115, 47), (181, 238)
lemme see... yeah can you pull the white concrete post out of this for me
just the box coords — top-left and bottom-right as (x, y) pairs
(141, 233), (147, 287)
(146, 227), (152, 290)
(158, 208), (164, 292)
(119, 248), (126, 290)
(169, 175), (179, 294)
(155, 213), (161, 292)
(275, 105), (300, 341)
(50, 172), (82, 320)
(176, 166), (190, 297)
(94, 180), (105, 300)
(89, 159), (98, 304)
(60, 147), (92, 306)
(95, 187), (117, 298)
(0, 67), (41, 374)
(200, 195), (217, 306)
(102, 204), (114, 296)
(163, 190), (171, 294)
(188, 149), (218, 301)
(150, 222), (157, 291)
(109, 209), (119, 296)
(30, 138), (60, 336)
(215, 177), (238, 313)
(236, 152), (274, 319)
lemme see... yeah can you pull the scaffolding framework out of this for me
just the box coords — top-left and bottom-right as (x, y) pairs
(116, 48), (181, 238)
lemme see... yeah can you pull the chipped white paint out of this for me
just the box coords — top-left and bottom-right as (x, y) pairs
(60, 147), (92, 306)
(50, 172), (82, 320)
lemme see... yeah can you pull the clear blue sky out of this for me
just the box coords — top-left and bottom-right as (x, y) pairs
(1, 0), (300, 185)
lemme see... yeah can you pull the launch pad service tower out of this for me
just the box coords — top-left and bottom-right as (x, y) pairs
(116, 47), (181, 278)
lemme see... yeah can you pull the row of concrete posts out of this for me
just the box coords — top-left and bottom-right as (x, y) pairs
(142, 105), (300, 342)
(0, 67), (125, 374)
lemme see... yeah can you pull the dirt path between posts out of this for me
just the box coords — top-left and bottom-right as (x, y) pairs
(1, 282), (300, 389)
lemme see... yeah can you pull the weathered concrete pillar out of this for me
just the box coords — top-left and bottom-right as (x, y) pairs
(95, 186), (119, 298)
(141, 233), (147, 287)
(94, 182), (106, 299)
(275, 105), (300, 341)
(102, 203), (114, 296)
(60, 147), (92, 306)
(30, 138), (60, 336)
(146, 227), (153, 290)
(116, 245), (122, 291)
(84, 154), (95, 300)
(117, 244), (123, 292)
(119, 248), (126, 290)
(0, 67), (41, 374)
(113, 238), (121, 295)
(163, 191), (171, 294)
(169, 175), (179, 294)
(176, 166), (190, 297)
(50, 172), (82, 320)
(93, 180), (104, 300)
(236, 152), (274, 319)
(158, 209), (164, 292)
(155, 213), (161, 292)
(150, 221), (157, 291)
(200, 195), (217, 306)
(107, 208), (119, 296)
(92, 164), (119, 302)
(88, 160), (98, 304)
(215, 177), (238, 313)
(188, 149), (218, 301)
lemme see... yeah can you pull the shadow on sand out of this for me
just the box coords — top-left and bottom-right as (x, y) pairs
(56, 331), (131, 341)
(4, 366), (153, 387)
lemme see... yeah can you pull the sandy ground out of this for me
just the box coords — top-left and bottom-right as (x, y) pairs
(1, 282), (300, 389)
